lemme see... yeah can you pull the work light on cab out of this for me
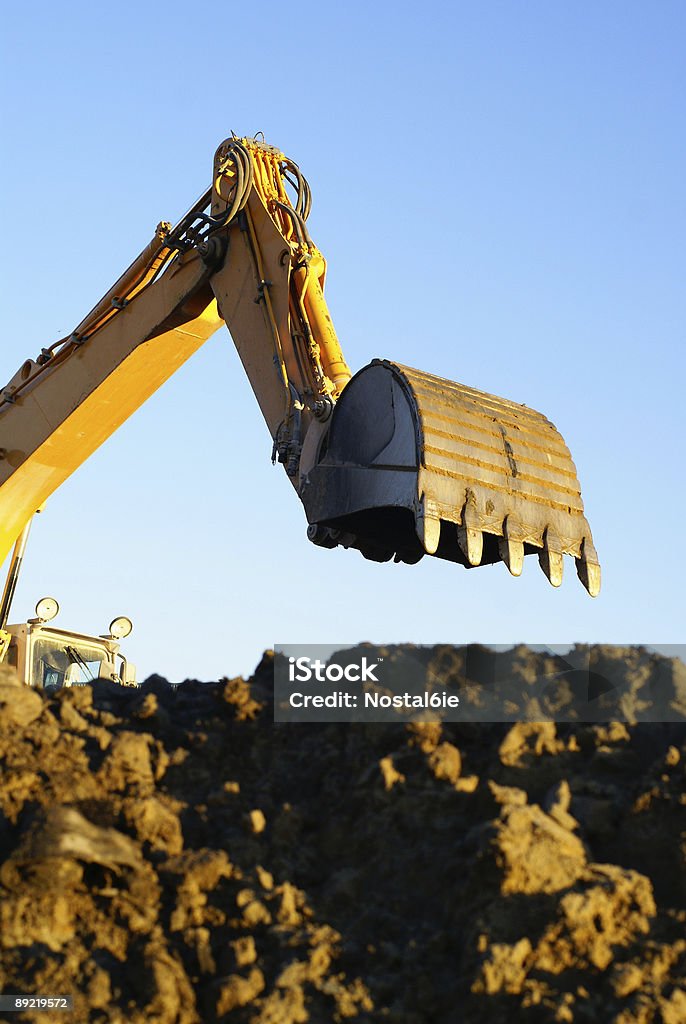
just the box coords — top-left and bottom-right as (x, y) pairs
(109, 616), (133, 640)
(35, 597), (59, 623)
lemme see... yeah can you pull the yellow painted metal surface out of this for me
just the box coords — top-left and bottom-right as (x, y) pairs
(397, 364), (600, 594)
(212, 138), (352, 403)
(0, 254), (222, 566)
(0, 628), (10, 664)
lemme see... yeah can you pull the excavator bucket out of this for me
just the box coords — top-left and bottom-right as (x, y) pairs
(301, 361), (600, 595)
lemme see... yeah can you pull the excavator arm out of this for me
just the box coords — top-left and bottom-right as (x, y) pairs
(0, 136), (600, 598)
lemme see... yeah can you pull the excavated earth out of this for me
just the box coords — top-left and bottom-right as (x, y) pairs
(0, 646), (684, 1023)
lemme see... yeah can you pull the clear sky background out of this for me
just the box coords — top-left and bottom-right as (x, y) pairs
(1, 2), (684, 681)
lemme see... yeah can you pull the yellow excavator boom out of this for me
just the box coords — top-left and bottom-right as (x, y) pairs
(0, 136), (600, 600)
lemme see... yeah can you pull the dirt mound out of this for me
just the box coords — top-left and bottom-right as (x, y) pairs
(0, 647), (684, 1022)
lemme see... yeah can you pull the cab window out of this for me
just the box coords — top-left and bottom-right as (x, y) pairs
(31, 637), (109, 690)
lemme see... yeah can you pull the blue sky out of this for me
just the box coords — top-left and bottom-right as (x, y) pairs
(1, 2), (684, 681)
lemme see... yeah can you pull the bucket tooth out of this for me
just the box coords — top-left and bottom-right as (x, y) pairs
(457, 495), (483, 566)
(458, 525), (483, 566)
(576, 537), (601, 597)
(498, 516), (525, 577)
(421, 512), (441, 555)
(539, 528), (564, 587)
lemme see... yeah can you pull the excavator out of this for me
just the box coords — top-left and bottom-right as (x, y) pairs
(0, 135), (600, 688)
